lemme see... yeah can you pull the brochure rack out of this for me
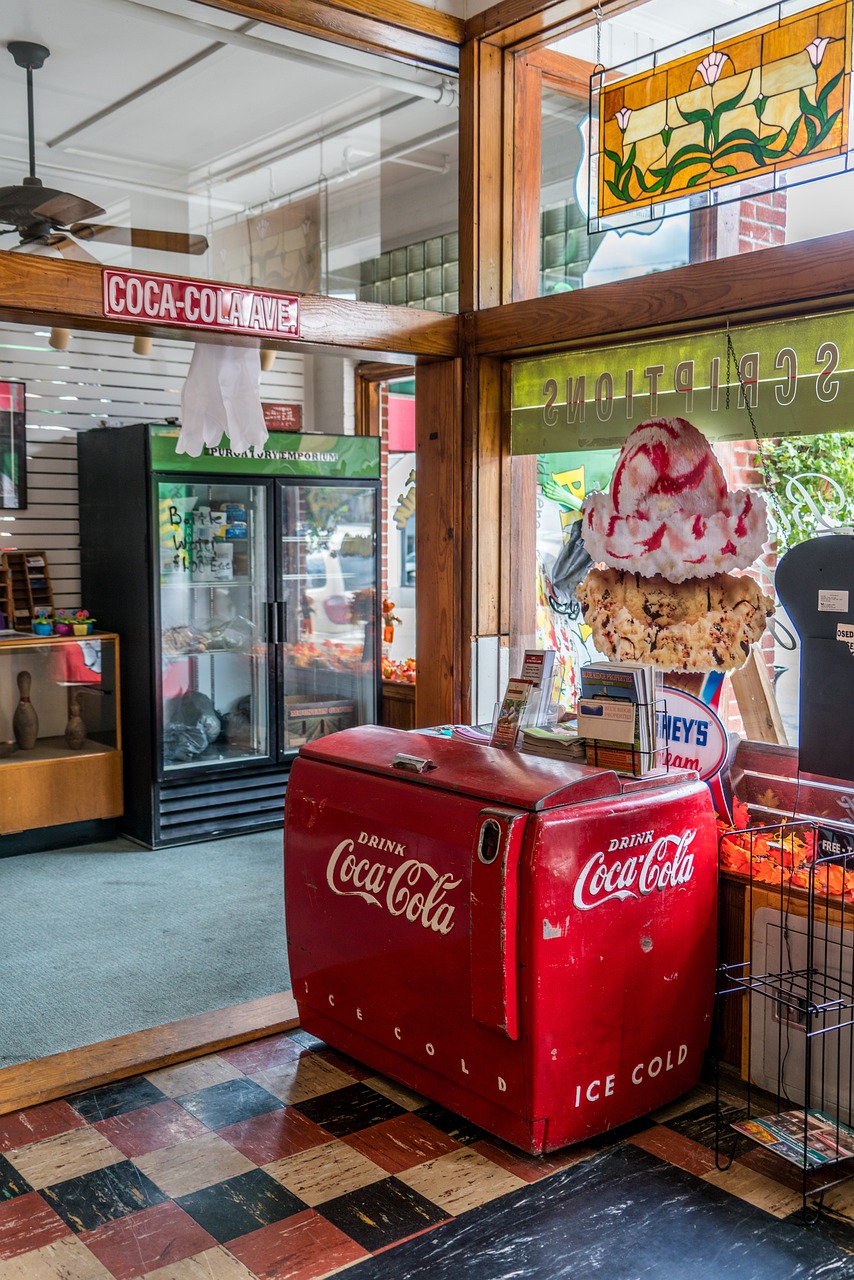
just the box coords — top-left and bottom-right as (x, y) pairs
(583, 698), (669, 778)
(714, 821), (854, 1217)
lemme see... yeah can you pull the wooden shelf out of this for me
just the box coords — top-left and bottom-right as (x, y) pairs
(1, 550), (54, 630)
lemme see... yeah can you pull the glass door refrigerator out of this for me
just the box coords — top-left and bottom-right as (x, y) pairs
(79, 423), (381, 848)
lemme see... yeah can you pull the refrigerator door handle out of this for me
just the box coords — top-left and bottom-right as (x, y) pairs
(277, 600), (287, 642)
(267, 601), (278, 645)
(470, 809), (527, 1040)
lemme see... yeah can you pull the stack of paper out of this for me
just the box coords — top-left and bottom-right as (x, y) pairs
(520, 724), (586, 762)
(577, 662), (660, 774)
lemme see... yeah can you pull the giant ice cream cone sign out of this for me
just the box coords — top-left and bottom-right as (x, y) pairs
(576, 418), (774, 673)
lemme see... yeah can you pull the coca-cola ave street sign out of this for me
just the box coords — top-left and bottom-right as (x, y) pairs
(102, 268), (300, 340)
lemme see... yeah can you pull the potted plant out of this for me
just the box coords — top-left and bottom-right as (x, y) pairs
(55, 609), (75, 636)
(72, 609), (95, 636)
(32, 607), (53, 636)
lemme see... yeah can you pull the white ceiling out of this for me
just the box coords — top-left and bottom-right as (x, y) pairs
(0, 0), (461, 274)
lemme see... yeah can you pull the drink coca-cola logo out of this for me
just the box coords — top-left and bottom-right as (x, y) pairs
(572, 829), (697, 912)
(326, 838), (461, 935)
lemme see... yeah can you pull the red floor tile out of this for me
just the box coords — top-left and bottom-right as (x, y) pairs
(468, 1137), (593, 1183)
(226, 1207), (368, 1279)
(343, 1113), (461, 1174)
(218, 1108), (330, 1165)
(0, 1190), (72, 1260)
(0, 1100), (88, 1152)
(92, 1100), (210, 1158)
(80, 1200), (217, 1279)
(219, 1036), (305, 1075)
(629, 1125), (719, 1176)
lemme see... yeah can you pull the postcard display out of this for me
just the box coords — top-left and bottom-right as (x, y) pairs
(712, 532), (854, 1213)
(79, 424), (381, 848)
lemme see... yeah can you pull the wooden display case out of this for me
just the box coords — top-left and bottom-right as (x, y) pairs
(381, 679), (416, 730)
(0, 632), (122, 835)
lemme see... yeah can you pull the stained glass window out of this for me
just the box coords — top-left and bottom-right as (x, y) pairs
(589, 0), (853, 230)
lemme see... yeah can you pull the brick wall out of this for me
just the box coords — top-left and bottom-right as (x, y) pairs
(737, 190), (787, 253)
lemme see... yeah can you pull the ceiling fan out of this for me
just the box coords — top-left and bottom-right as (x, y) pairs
(0, 41), (208, 263)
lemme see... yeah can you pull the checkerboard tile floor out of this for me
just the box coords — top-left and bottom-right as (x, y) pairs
(2, 1029), (854, 1278)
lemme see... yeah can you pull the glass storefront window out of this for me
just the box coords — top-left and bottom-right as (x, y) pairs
(516, 308), (854, 746)
(540, 85), (690, 294)
(539, 0), (854, 293)
(6, 4), (458, 303)
(534, 432), (853, 745)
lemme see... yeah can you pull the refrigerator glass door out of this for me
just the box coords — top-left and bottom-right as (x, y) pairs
(156, 479), (270, 772)
(278, 482), (378, 755)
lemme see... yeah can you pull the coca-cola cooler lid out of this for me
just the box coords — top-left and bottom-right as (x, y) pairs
(296, 725), (681, 811)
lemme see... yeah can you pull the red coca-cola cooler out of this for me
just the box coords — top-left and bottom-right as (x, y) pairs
(284, 725), (718, 1154)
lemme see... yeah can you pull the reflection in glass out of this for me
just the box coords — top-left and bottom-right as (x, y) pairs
(534, 430), (854, 749)
(280, 483), (377, 751)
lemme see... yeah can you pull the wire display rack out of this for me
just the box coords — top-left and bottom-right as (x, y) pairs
(715, 820), (854, 1218)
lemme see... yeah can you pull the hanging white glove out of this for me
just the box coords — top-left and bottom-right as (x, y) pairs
(178, 343), (269, 457)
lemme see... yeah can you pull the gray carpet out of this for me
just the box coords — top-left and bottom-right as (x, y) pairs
(0, 830), (289, 1067)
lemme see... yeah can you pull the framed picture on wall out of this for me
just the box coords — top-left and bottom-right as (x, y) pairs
(0, 380), (26, 510)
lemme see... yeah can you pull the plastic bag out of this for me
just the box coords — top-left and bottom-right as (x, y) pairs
(548, 521), (594, 618)
(178, 343), (268, 457)
(163, 691), (222, 763)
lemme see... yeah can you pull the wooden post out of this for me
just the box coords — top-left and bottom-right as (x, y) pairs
(731, 649), (788, 746)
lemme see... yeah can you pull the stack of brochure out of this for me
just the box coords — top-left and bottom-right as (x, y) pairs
(731, 1109), (854, 1170)
(489, 649), (563, 751)
(520, 723), (586, 762)
(577, 661), (660, 775)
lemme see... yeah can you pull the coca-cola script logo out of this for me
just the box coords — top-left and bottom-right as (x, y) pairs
(326, 839), (461, 935)
(572, 829), (697, 912)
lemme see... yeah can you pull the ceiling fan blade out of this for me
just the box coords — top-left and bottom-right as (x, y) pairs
(0, 182), (104, 230)
(70, 223), (208, 255)
(32, 191), (105, 225)
(47, 234), (100, 265)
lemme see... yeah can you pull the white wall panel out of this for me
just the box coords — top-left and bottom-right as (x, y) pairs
(0, 323), (305, 613)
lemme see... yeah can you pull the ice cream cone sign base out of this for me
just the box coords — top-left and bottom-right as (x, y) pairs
(576, 418), (774, 674)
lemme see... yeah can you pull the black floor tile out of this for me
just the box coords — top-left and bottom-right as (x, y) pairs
(289, 1030), (328, 1051)
(412, 1102), (490, 1146)
(336, 1143), (854, 1279)
(318, 1175), (449, 1251)
(66, 1076), (169, 1122)
(665, 1099), (753, 1159)
(41, 1160), (168, 1233)
(176, 1077), (284, 1129)
(782, 1206), (854, 1256)
(176, 1168), (306, 1244)
(294, 1082), (406, 1137)
(0, 1153), (32, 1201)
